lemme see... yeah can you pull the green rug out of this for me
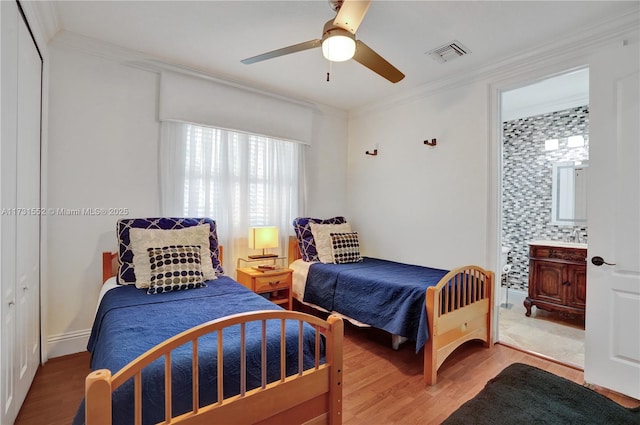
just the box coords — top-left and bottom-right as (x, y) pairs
(443, 363), (639, 425)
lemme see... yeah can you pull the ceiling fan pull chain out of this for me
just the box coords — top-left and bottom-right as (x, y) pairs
(327, 59), (332, 82)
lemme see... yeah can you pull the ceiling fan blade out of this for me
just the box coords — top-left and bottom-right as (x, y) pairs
(241, 39), (322, 64)
(333, 0), (371, 34)
(353, 40), (405, 83)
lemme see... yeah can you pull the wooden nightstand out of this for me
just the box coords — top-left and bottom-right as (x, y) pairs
(236, 267), (293, 310)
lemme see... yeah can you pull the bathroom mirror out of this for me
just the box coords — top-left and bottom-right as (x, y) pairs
(551, 161), (588, 225)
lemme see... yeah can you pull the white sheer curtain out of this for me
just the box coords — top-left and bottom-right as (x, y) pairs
(159, 121), (306, 275)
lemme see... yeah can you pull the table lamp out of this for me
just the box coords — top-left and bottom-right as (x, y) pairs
(248, 226), (279, 259)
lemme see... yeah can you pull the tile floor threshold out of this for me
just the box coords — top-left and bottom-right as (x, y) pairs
(498, 301), (585, 369)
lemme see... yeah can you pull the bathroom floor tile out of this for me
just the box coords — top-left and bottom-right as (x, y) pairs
(498, 303), (585, 368)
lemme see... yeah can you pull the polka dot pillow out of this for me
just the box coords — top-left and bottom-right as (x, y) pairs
(147, 245), (207, 294)
(293, 216), (346, 262)
(116, 217), (223, 285)
(330, 232), (363, 264)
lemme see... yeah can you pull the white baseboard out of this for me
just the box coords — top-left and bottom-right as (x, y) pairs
(47, 329), (91, 359)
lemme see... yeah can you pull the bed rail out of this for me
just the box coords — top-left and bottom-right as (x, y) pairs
(424, 265), (493, 385)
(85, 310), (343, 425)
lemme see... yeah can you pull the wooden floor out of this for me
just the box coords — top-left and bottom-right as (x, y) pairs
(15, 324), (639, 425)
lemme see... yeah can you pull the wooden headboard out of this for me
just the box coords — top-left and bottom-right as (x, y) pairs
(288, 236), (302, 265)
(102, 247), (225, 284)
(102, 252), (118, 283)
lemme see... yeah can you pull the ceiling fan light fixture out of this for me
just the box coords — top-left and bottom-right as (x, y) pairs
(322, 29), (356, 62)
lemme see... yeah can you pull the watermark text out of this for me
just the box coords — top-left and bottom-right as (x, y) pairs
(1, 207), (130, 216)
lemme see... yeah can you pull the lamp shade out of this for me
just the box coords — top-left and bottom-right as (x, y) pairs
(248, 226), (279, 250)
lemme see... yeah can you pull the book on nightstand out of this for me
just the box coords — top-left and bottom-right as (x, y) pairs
(251, 264), (280, 272)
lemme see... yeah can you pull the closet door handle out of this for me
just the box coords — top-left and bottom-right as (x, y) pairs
(8, 300), (15, 307)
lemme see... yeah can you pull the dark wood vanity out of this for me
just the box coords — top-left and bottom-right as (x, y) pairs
(524, 241), (587, 320)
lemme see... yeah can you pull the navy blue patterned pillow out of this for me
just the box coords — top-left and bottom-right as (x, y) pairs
(117, 217), (223, 284)
(330, 232), (362, 264)
(293, 216), (346, 262)
(147, 245), (206, 294)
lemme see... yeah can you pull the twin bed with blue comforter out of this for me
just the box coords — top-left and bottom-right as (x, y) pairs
(76, 218), (344, 425)
(288, 217), (494, 385)
(303, 258), (449, 352)
(74, 278), (321, 424)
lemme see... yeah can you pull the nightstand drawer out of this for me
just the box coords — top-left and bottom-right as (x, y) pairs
(236, 267), (293, 310)
(254, 274), (290, 292)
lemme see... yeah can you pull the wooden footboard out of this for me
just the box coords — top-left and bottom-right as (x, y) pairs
(424, 265), (493, 385)
(85, 310), (344, 425)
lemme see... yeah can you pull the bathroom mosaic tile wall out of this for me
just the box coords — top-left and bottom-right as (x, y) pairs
(502, 105), (589, 291)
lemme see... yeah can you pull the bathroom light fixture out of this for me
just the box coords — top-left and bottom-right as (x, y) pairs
(567, 135), (585, 148)
(545, 139), (559, 151)
(322, 28), (356, 62)
(248, 226), (279, 259)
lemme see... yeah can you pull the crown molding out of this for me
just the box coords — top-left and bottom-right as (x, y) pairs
(50, 30), (149, 63)
(350, 5), (640, 118)
(19, 0), (61, 50)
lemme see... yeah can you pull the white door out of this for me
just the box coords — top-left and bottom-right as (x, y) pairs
(0, 2), (42, 422)
(15, 5), (41, 401)
(1, 1), (20, 422)
(585, 39), (640, 399)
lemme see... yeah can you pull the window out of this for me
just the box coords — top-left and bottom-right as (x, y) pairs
(160, 122), (306, 272)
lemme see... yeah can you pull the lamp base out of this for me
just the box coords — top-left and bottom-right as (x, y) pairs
(248, 254), (278, 259)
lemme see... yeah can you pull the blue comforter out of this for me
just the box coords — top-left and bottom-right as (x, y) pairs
(303, 258), (448, 352)
(74, 276), (322, 425)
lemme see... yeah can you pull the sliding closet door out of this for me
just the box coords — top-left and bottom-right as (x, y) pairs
(15, 0), (41, 403)
(1, 0), (20, 421)
(0, 1), (42, 422)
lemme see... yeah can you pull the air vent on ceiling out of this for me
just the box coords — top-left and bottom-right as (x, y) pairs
(426, 40), (471, 64)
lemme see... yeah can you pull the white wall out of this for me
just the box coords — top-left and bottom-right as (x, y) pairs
(346, 17), (639, 276)
(47, 46), (161, 356)
(306, 106), (349, 217)
(347, 83), (489, 271)
(45, 42), (348, 357)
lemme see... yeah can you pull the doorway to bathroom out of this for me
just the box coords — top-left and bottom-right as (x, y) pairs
(497, 68), (589, 369)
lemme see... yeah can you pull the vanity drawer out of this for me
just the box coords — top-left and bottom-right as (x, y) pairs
(529, 245), (586, 263)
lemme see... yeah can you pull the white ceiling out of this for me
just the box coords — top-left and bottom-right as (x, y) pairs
(46, 1), (638, 111)
(502, 68), (590, 122)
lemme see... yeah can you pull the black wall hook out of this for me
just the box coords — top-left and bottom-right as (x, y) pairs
(365, 149), (378, 156)
(424, 138), (437, 147)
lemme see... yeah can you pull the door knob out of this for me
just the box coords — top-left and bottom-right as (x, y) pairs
(591, 256), (616, 266)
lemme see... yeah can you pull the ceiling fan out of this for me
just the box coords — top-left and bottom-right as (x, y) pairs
(241, 0), (405, 83)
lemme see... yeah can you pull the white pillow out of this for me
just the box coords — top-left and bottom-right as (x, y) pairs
(130, 224), (217, 288)
(309, 222), (352, 263)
